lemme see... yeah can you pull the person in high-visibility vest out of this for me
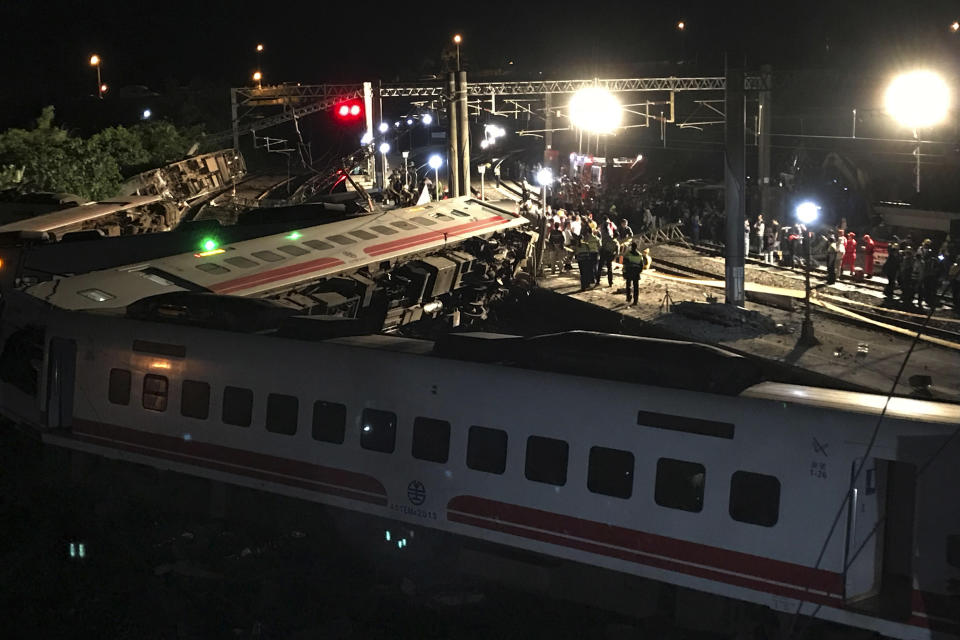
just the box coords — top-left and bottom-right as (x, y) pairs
(575, 229), (600, 291)
(624, 242), (645, 304)
(598, 231), (620, 287)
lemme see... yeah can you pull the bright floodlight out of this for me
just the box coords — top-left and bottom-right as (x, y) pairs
(142, 109), (152, 119)
(378, 122), (389, 133)
(428, 154), (443, 169)
(884, 70), (950, 129)
(252, 71), (262, 81)
(360, 132), (373, 144)
(406, 118), (413, 125)
(795, 201), (819, 224)
(89, 54), (100, 66)
(379, 142), (390, 154)
(480, 140), (490, 149)
(422, 113), (433, 125)
(569, 87), (623, 134)
(453, 34), (462, 44)
(537, 168), (554, 186)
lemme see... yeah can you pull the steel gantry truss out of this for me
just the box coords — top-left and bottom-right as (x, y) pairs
(213, 76), (765, 149)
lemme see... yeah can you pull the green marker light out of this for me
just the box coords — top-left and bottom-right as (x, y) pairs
(201, 238), (218, 252)
(286, 231), (303, 241)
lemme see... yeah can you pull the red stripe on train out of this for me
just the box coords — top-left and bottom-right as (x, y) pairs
(72, 418), (387, 504)
(448, 495), (843, 595)
(364, 217), (508, 257)
(210, 257), (345, 294)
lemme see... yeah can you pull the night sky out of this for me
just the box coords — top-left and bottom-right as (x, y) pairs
(3, 0), (959, 115)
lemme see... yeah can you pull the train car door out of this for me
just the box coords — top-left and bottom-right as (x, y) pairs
(46, 337), (76, 429)
(844, 457), (916, 619)
(845, 457), (883, 604)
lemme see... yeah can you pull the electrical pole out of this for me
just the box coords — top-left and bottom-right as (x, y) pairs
(458, 70), (471, 196)
(447, 73), (460, 197)
(724, 60), (746, 307)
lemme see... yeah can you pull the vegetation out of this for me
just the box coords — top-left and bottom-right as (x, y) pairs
(0, 107), (202, 201)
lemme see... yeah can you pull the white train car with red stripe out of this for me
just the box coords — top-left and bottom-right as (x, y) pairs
(0, 199), (958, 639)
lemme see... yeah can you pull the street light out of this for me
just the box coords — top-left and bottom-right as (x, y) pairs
(379, 142), (391, 190)
(453, 34), (462, 70)
(428, 154), (443, 200)
(884, 70), (950, 192)
(952, 21), (959, 32)
(569, 87), (623, 134)
(478, 163), (487, 200)
(253, 70), (262, 89)
(378, 122), (389, 133)
(795, 201), (820, 345)
(141, 109), (152, 120)
(99, 83), (108, 95)
(422, 113), (433, 125)
(256, 43), (264, 52)
(90, 54), (104, 99)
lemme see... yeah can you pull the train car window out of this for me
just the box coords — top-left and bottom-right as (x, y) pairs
(432, 213), (453, 221)
(326, 234), (356, 245)
(78, 288), (115, 302)
(108, 368), (131, 405)
(655, 458), (705, 512)
(729, 471), (780, 527)
(349, 230), (377, 241)
(312, 401), (345, 443)
(252, 250), (284, 262)
(411, 417), (450, 463)
(411, 216), (437, 226)
(391, 221), (416, 230)
(371, 225), (398, 235)
(277, 244), (309, 256)
(637, 410), (734, 439)
(450, 209), (470, 217)
(225, 256), (259, 269)
(466, 426), (508, 474)
(180, 379), (210, 420)
(142, 374), (169, 412)
(524, 436), (568, 486)
(360, 408), (396, 453)
(266, 393), (298, 435)
(587, 446), (634, 499)
(222, 386), (253, 427)
(304, 239), (334, 251)
(196, 263), (230, 275)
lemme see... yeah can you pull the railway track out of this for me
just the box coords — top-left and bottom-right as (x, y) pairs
(652, 255), (960, 346)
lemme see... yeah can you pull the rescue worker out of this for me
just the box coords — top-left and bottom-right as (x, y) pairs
(842, 232), (857, 277)
(547, 223), (566, 274)
(616, 217), (634, 241)
(862, 234), (876, 278)
(835, 233), (845, 280)
(623, 242), (644, 304)
(575, 228), (600, 291)
(643, 247), (653, 271)
(598, 231), (620, 287)
(882, 242), (901, 300)
(825, 232), (839, 284)
(920, 250), (943, 309)
(899, 248), (918, 309)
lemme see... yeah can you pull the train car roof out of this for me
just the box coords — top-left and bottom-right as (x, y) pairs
(25, 197), (527, 311)
(0, 194), (164, 233)
(741, 381), (960, 425)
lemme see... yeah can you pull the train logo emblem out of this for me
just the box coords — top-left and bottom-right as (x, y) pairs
(407, 480), (426, 506)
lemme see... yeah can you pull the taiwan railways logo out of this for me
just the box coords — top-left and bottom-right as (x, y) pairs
(407, 480), (426, 506)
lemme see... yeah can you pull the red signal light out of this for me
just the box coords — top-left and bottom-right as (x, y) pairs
(335, 100), (363, 120)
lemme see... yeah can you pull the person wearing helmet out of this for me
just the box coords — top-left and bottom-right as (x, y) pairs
(862, 234), (876, 278)
(842, 232), (857, 277)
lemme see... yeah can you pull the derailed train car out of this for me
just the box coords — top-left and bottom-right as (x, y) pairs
(0, 197), (958, 640)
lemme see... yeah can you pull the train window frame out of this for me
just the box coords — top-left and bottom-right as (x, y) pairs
(729, 470), (781, 527)
(654, 458), (706, 513)
(326, 234), (356, 246)
(411, 417), (451, 463)
(637, 410), (734, 440)
(303, 239), (334, 251)
(450, 209), (470, 217)
(411, 216), (437, 226)
(222, 385), (253, 427)
(266, 393), (298, 436)
(251, 250), (284, 262)
(142, 374), (169, 412)
(466, 425), (508, 475)
(391, 221), (416, 231)
(312, 400), (346, 444)
(180, 379), (210, 420)
(524, 435), (569, 486)
(277, 244), (309, 257)
(370, 225), (398, 235)
(108, 368), (131, 405)
(360, 408), (397, 453)
(225, 256), (259, 269)
(432, 212), (453, 221)
(587, 446), (635, 499)
(195, 262), (231, 274)
(348, 230), (377, 241)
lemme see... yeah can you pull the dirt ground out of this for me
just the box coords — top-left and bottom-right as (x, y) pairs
(538, 250), (960, 401)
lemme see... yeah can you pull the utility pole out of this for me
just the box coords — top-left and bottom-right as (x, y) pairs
(758, 65), (774, 220)
(446, 73), (460, 197)
(458, 70), (471, 196)
(544, 93), (554, 150)
(230, 88), (240, 152)
(724, 60), (746, 307)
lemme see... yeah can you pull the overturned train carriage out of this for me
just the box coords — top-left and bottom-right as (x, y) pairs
(24, 197), (535, 335)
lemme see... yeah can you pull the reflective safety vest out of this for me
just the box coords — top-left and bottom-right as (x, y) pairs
(601, 236), (620, 254)
(582, 234), (600, 253)
(624, 251), (644, 270)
